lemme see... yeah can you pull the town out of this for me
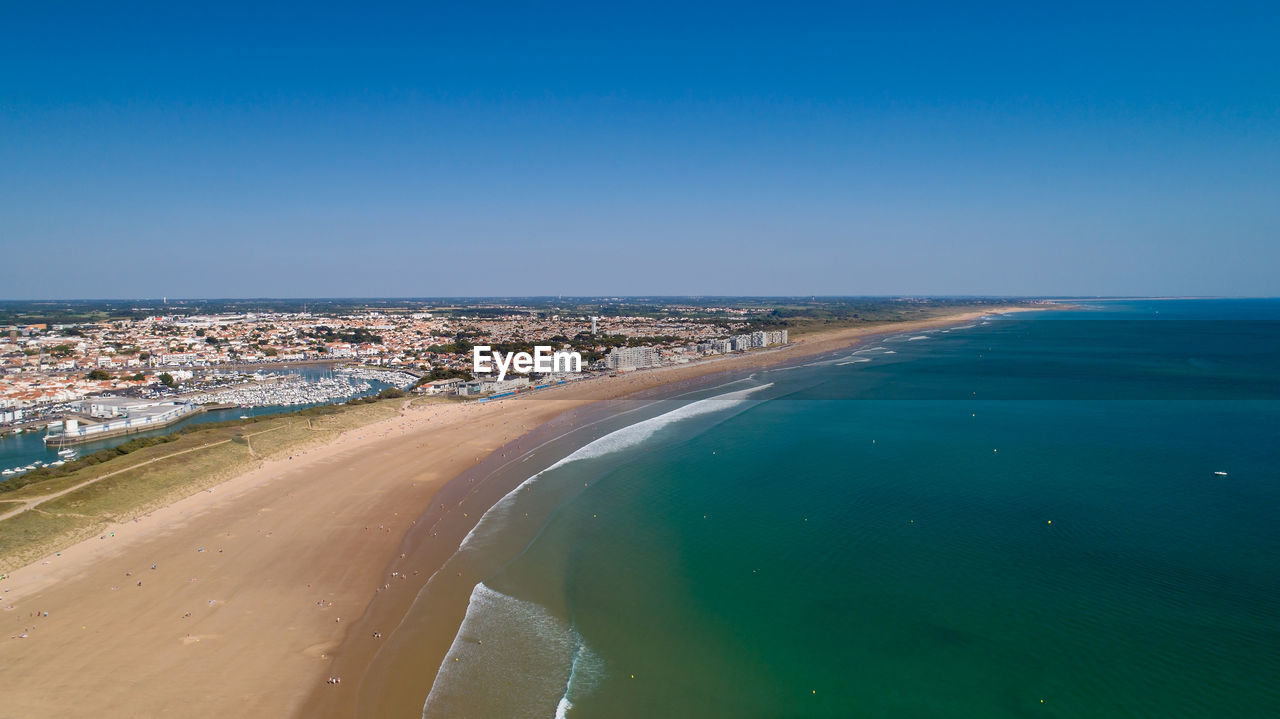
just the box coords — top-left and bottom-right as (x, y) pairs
(0, 299), (804, 432)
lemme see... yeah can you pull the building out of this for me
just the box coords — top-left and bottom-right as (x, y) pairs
(46, 399), (200, 445)
(158, 352), (200, 365)
(749, 330), (789, 347)
(456, 376), (531, 396)
(415, 378), (464, 395)
(604, 346), (659, 370)
(73, 396), (173, 419)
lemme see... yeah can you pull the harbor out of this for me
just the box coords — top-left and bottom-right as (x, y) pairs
(0, 365), (406, 481)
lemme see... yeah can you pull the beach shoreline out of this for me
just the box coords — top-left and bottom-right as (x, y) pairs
(303, 306), (1050, 719)
(0, 306), (1046, 719)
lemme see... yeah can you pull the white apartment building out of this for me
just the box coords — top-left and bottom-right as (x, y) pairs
(604, 346), (660, 370)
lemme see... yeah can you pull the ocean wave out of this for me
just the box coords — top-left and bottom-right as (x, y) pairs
(556, 637), (605, 719)
(423, 583), (602, 719)
(459, 383), (772, 553)
(544, 382), (773, 470)
(907, 335), (930, 341)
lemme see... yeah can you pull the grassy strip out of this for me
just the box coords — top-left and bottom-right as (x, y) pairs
(39, 441), (254, 519)
(779, 302), (1028, 337)
(0, 398), (407, 573)
(0, 512), (103, 571)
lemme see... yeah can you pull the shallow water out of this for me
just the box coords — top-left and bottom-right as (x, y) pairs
(417, 300), (1280, 718)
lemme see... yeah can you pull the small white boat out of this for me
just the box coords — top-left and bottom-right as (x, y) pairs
(57, 448), (76, 457)
(50, 460), (64, 467)
(1214, 471), (1228, 477)
(239, 415), (249, 420)
(1, 469), (13, 476)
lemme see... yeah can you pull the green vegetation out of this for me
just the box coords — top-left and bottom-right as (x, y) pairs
(728, 298), (1025, 337)
(86, 369), (111, 380)
(0, 432), (197, 496)
(302, 325), (384, 344)
(158, 372), (175, 387)
(0, 396), (408, 571)
(418, 367), (473, 383)
(426, 331), (474, 355)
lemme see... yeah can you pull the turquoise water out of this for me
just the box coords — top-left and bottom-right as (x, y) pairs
(421, 300), (1279, 718)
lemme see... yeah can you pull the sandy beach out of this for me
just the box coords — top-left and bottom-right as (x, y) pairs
(0, 308), (1036, 718)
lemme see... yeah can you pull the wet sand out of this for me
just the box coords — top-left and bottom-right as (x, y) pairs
(0, 308), (1035, 719)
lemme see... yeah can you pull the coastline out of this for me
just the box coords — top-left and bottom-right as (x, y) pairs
(303, 306), (1049, 719)
(0, 306), (1045, 719)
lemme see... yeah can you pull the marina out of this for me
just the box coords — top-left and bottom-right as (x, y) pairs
(195, 374), (373, 408)
(0, 365), (400, 481)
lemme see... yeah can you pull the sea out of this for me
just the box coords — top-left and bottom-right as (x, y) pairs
(402, 299), (1279, 718)
(0, 366), (397, 478)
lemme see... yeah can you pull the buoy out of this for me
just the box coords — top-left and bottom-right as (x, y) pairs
(1047, 520), (1052, 524)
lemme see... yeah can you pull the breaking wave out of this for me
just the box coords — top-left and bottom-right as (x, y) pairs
(422, 583), (604, 719)
(459, 383), (772, 553)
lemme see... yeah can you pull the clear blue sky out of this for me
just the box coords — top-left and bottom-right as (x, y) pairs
(2, 1), (1277, 298)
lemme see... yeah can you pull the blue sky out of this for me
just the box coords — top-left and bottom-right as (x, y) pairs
(2, 1), (1277, 298)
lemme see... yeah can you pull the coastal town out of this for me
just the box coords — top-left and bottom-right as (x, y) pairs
(0, 302), (793, 433)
